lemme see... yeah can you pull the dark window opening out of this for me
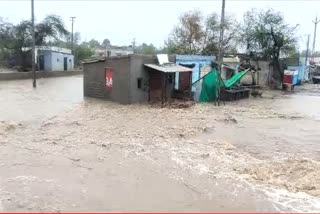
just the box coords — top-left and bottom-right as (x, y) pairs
(57, 58), (59, 62)
(168, 74), (173, 84)
(69, 59), (71, 62)
(137, 78), (142, 89)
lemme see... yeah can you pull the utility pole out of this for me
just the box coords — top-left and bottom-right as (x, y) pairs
(305, 34), (310, 66)
(132, 38), (136, 53)
(217, 0), (225, 106)
(31, 0), (36, 88)
(70, 17), (76, 55)
(312, 16), (320, 59)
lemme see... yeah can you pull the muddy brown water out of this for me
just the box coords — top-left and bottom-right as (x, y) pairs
(0, 76), (320, 212)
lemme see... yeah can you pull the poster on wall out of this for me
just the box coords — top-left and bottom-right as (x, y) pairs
(105, 67), (113, 91)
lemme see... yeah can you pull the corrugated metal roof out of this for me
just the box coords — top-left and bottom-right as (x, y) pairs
(144, 64), (192, 73)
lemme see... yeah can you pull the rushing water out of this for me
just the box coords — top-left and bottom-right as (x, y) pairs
(0, 76), (320, 212)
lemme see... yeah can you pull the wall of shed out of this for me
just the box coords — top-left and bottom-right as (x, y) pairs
(129, 55), (157, 103)
(105, 56), (131, 104)
(83, 61), (107, 99)
(83, 56), (132, 103)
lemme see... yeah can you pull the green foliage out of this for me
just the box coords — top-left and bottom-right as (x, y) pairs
(0, 15), (69, 51)
(240, 9), (298, 59)
(82, 39), (100, 49)
(74, 43), (94, 65)
(164, 10), (238, 55)
(240, 9), (298, 84)
(101, 38), (111, 47)
(135, 43), (157, 55)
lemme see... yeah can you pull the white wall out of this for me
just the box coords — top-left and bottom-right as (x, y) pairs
(51, 52), (74, 71)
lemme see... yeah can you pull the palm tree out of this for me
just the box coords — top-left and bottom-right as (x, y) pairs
(0, 15), (69, 70)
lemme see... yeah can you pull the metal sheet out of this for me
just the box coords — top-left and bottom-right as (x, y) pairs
(144, 64), (192, 73)
(157, 54), (169, 65)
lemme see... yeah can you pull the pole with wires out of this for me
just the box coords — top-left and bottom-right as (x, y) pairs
(217, 0), (225, 106)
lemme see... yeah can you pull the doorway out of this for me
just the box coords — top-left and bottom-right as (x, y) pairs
(39, 55), (45, 70)
(64, 57), (68, 71)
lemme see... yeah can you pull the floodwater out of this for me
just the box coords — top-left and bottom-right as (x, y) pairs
(0, 76), (320, 212)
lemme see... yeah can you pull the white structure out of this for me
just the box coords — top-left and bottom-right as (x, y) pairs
(22, 46), (74, 71)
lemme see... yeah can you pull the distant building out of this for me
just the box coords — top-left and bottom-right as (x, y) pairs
(94, 45), (134, 58)
(20, 46), (74, 71)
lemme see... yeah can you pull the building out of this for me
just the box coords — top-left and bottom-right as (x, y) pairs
(94, 46), (134, 58)
(175, 55), (216, 101)
(83, 54), (193, 104)
(20, 46), (74, 71)
(36, 46), (74, 71)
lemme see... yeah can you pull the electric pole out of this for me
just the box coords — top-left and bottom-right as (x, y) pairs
(312, 16), (320, 59)
(31, 0), (36, 88)
(217, 0), (225, 106)
(305, 34), (310, 66)
(70, 17), (76, 55)
(132, 38), (136, 53)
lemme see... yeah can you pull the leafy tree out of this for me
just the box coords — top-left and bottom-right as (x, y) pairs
(165, 10), (238, 55)
(240, 9), (298, 83)
(74, 43), (94, 65)
(166, 10), (204, 54)
(83, 39), (100, 49)
(202, 13), (238, 55)
(135, 43), (157, 55)
(101, 38), (111, 47)
(0, 15), (69, 69)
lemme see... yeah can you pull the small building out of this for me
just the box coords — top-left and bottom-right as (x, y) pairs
(83, 54), (193, 104)
(36, 46), (74, 71)
(19, 46), (74, 71)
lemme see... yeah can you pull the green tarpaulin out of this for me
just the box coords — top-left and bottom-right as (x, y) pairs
(198, 68), (251, 102)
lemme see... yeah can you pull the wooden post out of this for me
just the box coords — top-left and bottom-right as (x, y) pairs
(161, 72), (164, 107)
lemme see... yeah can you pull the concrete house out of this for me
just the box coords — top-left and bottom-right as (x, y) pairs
(15, 46), (74, 71)
(36, 46), (74, 71)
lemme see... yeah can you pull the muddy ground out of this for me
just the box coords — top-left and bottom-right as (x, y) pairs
(0, 76), (320, 212)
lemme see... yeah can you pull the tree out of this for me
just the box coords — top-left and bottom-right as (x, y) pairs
(85, 39), (100, 49)
(0, 15), (69, 69)
(240, 9), (298, 84)
(202, 13), (238, 55)
(135, 43), (157, 55)
(74, 42), (94, 65)
(101, 38), (111, 47)
(166, 10), (204, 54)
(165, 10), (238, 55)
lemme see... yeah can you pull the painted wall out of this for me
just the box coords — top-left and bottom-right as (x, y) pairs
(43, 50), (52, 71)
(51, 52), (74, 71)
(129, 55), (156, 103)
(175, 55), (215, 100)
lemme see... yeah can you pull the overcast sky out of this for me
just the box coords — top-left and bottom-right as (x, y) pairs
(1, 0), (319, 51)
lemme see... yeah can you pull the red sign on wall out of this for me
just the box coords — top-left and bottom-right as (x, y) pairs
(105, 67), (113, 91)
